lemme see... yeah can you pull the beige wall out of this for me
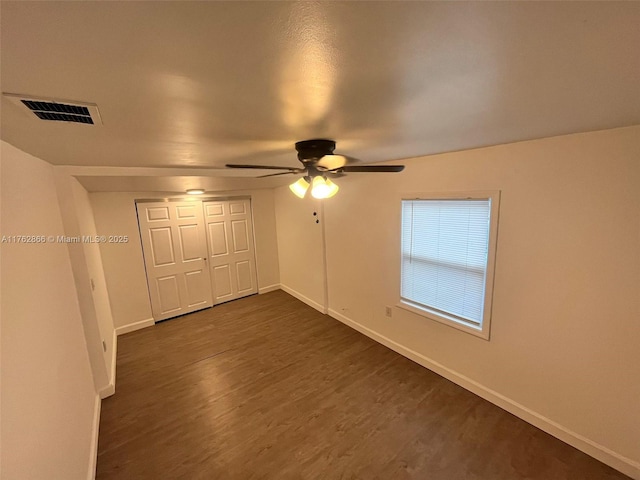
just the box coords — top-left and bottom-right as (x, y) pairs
(274, 126), (640, 476)
(91, 189), (281, 330)
(1, 141), (98, 479)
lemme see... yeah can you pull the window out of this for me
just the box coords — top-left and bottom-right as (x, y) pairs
(400, 192), (500, 339)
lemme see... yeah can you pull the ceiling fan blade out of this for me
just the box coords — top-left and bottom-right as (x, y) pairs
(338, 165), (405, 173)
(226, 164), (301, 171)
(315, 154), (358, 170)
(326, 171), (346, 178)
(257, 171), (301, 178)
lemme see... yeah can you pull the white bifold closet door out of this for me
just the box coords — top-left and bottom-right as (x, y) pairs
(137, 201), (213, 321)
(203, 198), (258, 304)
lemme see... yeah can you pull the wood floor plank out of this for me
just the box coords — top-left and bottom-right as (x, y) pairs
(96, 290), (629, 479)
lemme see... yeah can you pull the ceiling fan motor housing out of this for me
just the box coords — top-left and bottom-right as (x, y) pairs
(295, 139), (336, 164)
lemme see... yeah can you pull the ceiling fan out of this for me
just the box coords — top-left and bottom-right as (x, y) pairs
(226, 139), (405, 199)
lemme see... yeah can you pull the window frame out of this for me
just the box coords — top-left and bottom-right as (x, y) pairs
(397, 191), (501, 340)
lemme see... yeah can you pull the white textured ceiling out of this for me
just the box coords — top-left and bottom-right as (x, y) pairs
(1, 1), (639, 192)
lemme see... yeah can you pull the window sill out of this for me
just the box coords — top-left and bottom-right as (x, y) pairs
(397, 300), (490, 340)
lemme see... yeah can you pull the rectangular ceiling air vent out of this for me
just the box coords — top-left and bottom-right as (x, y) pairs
(3, 93), (102, 125)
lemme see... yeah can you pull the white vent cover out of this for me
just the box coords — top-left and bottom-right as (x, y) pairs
(3, 93), (102, 125)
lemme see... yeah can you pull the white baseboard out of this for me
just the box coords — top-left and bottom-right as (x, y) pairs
(258, 284), (280, 294)
(87, 394), (101, 480)
(99, 383), (115, 399)
(327, 308), (640, 480)
(115, 317), (154, 336)
(280, 284), (327, 314)
(110, 328), (117, 387)
(99, 329), (117, 399)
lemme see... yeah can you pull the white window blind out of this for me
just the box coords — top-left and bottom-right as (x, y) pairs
(401, 199), (491, 327)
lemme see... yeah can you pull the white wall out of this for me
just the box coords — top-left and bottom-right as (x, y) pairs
(90, 192), (153, 331)
(70, 177), (116, 392)
(249, 190), (281, 294)
(55, 173), (116, 396)
(274, 126), (640, 478)
(90, 189), (281, 330)
(1, 141), (99, 480)
(274, 192), (327, 312)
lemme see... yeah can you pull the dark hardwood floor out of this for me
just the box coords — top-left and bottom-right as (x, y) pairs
(97, 290), (629, 479)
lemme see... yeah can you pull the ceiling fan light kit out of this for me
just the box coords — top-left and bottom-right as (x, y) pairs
(227, 139), (404, 199)
(310, 176), (339, 199)
(288, 175), (339, 199)
(289, 177), (311, 198)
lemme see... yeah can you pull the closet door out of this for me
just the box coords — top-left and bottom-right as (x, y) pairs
(137, 201), (213, 321)
(203, 198), (258, 304)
